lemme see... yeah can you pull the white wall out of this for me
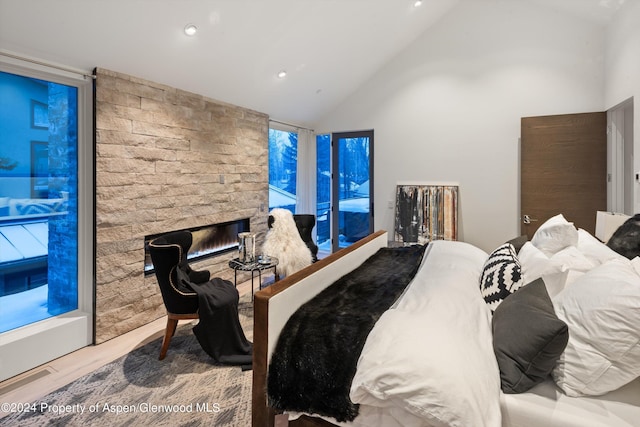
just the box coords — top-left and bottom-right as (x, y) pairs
(316, 0), (605, 252)
(605, 0), (640, 214)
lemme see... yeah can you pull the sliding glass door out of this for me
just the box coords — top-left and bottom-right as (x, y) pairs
(325, 131), (373, 252)
(0, 59), (93, 382)
(316, 131), (374, 254)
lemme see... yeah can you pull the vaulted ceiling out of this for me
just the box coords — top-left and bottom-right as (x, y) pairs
(0, 0), (625, 127)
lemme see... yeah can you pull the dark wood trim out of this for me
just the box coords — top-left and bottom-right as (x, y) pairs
(251, 230), (387, 427)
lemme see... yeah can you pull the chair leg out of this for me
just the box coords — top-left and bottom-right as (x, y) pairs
(159, 317), (179, 360)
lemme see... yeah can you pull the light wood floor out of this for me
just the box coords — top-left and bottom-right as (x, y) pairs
(0, 279), (254, 419)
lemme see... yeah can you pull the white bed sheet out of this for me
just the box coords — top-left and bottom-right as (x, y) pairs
(501, 376), (640, 427)
(289, 404), (428, 427)
(337, 375), (640, 427)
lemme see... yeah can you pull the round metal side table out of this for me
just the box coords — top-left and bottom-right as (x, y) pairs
(228, 256), (279, 300)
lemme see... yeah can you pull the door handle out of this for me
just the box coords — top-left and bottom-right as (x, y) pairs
(522, 215), (538, 225)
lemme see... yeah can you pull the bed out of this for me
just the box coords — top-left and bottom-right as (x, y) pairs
(252, 217), (640, 427)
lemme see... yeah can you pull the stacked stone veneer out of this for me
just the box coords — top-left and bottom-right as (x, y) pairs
(95, 68), (269, 344)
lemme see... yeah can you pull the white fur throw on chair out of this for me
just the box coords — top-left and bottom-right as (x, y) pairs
(263, 208), (313, 278)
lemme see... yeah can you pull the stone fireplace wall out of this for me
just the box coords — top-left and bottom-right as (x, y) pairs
(95, 68), (269, 343)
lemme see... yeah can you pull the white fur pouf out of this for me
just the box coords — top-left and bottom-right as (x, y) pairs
(262, 208), (313, 278)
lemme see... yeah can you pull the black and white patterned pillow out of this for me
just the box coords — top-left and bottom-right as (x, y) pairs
(480, 243), (524, 312)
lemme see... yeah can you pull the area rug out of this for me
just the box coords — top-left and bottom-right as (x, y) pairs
(0, 298), (254, 427)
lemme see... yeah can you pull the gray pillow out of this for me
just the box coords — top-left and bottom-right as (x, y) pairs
(492, 278), (569, 394)
(506, 235), (528, 254)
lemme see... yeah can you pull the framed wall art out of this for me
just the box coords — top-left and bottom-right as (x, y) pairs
(394, 182), (458, 244)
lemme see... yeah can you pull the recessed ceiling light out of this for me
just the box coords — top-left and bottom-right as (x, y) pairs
(414, 0), (423, 7)
(277, 70), (287, 79)
(184, 24), (197, 36)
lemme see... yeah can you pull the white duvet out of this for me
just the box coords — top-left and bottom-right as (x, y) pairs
(349, 240), (502, 427)
(289, 229), (640, 427)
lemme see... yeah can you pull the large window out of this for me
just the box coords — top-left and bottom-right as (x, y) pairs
(0, 57), (93, 382)
(268, 128), (298, 213)
(0, 70), (82, 331)
(270, 127), (373, 255)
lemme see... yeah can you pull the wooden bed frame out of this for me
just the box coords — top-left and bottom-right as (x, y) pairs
(251, 230), (389, 427)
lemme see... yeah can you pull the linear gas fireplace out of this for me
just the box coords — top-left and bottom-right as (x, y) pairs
(144, 218), (250, 275)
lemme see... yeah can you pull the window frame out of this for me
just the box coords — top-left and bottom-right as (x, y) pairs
(0, 53), (95, 380)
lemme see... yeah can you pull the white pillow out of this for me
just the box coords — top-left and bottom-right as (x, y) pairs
(519, 242), (594, 297)
(531, 214), (578, 256)
(576, 228), (626, 266)
(552, 258), (640, 397)
(350, 241), (501, 427)
(552, 245), (595, 271)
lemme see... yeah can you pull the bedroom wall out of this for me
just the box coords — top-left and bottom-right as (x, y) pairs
(604, 0), (640, 214)
(315, 0), (605, 252)
(95, 68), (269, 343)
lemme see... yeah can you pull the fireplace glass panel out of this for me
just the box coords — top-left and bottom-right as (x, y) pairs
(144, 218), (250, 275)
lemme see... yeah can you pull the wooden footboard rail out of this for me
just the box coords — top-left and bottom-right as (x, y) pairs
(252, 230), (389, 427)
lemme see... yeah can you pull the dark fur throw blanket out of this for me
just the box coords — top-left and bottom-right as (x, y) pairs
(267, 244), (427, 422)
(607, 214), (640, 259)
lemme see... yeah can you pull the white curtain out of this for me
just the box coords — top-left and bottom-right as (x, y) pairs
(295, 128), (317, 216)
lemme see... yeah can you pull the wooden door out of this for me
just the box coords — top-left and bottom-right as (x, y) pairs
(521, 112), (607, 238)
